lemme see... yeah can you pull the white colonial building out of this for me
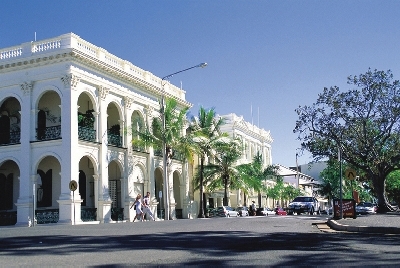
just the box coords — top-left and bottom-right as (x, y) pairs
(0, 33), (193, 226)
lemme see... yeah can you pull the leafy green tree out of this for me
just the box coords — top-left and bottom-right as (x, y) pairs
(294, 69), (400, 212)
(319, 159), (375, 205)
(385, 170), (400, 206)
(201, 138), (242, 206)
(189, 107), (227, 218)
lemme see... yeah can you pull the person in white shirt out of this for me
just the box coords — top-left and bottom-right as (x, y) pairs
(143, 192), (155, 221)
(131, 194), (144, 222)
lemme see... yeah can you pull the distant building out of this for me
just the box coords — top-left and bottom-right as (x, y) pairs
(191, 113), (275, 211)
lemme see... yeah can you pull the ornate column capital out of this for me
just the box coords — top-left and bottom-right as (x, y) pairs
(20, 81), (34, 96)
(124, 96), (133, 109)
(98, 86), (109, 100)
(61, 73), (80, 89)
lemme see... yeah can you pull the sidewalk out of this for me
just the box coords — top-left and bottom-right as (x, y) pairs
(327, 211), (400, 234)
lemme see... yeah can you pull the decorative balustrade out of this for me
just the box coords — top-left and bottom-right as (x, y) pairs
(81, 208), (97, 222)
(107, 133), (122, 147)
(78, 126), (96, 142)
(0, 33), (186, 100)
(31, 39), (61, 53)
(0, 46), (22, 59)
(36, 125), (62, 141)
(35, 209), (59, 224)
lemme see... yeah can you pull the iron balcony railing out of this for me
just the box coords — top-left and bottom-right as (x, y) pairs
(107, 133), (122, 147)
(78, 126), (96, 142)
(0, 130), (21, 146)
(81, 208), (97, 222)
(36, 125), (61, 141)
(35, 209), (59, 224)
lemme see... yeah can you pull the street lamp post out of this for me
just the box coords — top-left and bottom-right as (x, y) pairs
(160, 62), (207, 221)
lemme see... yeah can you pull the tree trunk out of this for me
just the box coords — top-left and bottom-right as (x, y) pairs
(244, 192), (247, 206)
(223, 175), (228, 206)
(371, 172), (392, 213)
(258, 191), (262, 208)
(198, 157), (205, 218)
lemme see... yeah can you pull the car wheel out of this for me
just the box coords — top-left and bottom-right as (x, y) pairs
(288, 212), (293, 215)
(309, 207), (314, 215)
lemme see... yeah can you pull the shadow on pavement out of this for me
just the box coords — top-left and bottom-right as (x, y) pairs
(1, 230), (400, 266)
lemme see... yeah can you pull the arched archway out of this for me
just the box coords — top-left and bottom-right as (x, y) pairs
(77, 92), (97, 142)
(0, 97), (21, 145)
(37, 91), (61, 141)
(0, 160), (20, 225)
(107, 102), (123, 147)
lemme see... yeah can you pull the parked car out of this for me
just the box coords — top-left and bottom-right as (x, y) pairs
(215, 206), (239, 217)
(256, 207), (274, 216)
(275, 207), (287, 216)
(390, 202), (399, 211)
(236, 206), (249, 217)
(287, 196), (321, 215)
(356, 202), (377, 215)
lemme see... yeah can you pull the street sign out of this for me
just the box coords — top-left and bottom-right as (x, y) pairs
(69, 180), (78, 191)
(345, 168), (357, 180)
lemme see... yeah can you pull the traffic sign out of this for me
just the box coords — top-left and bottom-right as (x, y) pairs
(345, 168), (357, 180)
(69, 180), (78, 191)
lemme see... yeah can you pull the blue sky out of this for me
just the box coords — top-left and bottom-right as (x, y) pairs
(1, 1), (400, 167)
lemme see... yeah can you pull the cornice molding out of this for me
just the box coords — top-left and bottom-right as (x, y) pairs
(0, 49), (192, 109)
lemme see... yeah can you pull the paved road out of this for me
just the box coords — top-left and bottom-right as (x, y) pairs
(1, 215), (400, 266)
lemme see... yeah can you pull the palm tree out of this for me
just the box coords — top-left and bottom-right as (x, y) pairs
(189, 106), (227, 218)
(237, 152), (279, 208)
(132, 98), (191, 219)
(132, 98), (190, 160)
(201, 138), (242, 206)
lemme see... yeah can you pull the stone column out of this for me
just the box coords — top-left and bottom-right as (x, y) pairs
(97, 85), (112, 223)
(57, 73), (81, 225)
(15, 81), (33, 227)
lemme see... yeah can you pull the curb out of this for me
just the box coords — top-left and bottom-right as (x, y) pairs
(327, 219), (400, 234)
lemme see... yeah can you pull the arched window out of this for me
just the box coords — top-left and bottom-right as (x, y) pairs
(79, 170), (87, 206)
(0, 173), (13, 210)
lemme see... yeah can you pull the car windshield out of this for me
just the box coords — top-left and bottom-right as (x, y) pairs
(292, 197), (313, 202)
(358, 202), (373, 207)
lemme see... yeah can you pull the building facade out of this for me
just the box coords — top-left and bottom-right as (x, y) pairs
(192, 113), (275, 210)
(0, 33), (193, 226)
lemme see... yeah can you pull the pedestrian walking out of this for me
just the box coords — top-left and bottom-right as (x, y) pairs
(143, 192), (156, 221)
(130, 194), (144, 222)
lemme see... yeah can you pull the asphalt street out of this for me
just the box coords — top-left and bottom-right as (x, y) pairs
(1, 214), (400, 267)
